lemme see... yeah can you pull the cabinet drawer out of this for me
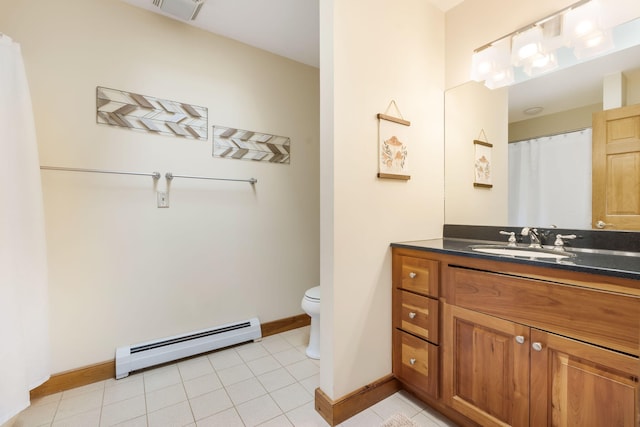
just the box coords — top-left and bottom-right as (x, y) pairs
(393, 329), (439, 398)
(446, 266), (640, 356)
(393, 289), (439, 344)
(398, 256), (439, 297)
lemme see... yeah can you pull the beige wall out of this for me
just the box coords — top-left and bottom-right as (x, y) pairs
(320, 0), (445, 399)
(509, 103), (602, 142)
(0, 0), (319, 373)
(445, 82), (508, 225)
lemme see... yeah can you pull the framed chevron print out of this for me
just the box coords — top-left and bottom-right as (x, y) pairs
(96, 87), (208, 140)
(212, 126), (290, 164)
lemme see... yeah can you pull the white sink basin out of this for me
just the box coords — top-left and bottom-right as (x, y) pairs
(470, 246), (572, 260)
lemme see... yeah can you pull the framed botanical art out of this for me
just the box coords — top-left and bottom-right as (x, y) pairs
(377, 108), (411, 180)
(473, 139), (493, 188)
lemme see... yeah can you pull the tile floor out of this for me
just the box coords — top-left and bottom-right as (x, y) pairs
(13, 326), (457, 427)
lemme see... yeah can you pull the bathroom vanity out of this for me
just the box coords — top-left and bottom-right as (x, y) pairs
(391, 228), (640, 427)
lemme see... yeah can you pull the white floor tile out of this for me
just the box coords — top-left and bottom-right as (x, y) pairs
(143, 365), (182, 393)
(19, 327), (459, 427)
(183, 372), (223, 399)
(258, 414), (294, 426)
(147, 400), (194, 427)
(207, 348), (243, 371)
(55, 389), (104, 421)
(270, 382), (313, 413)
(246, 354), (282, 376)
(145, 382), (187, 413)
(196, 407), (245, 427)
(235, 394), (283, 427)
(103, 376), (144, 406)
(339, 408), (384, 427)
(189, 388), (233, 421)
(13, 400), (59, 427)
(216, 363), (255, 387)
(52, 407), (100, 427)
(370, 394), (422, 421)
(260, 335), (295, 354)
(257, 368), (297, 392)
(113, 415), (148, 427)
(178, 355), (215, 381)
(285, 401), (330, 427)
(298, 374), (319, 395)
(100, 394), (147, 427)
(225, 377), (268, 405)
(272, 348), (307, 366)
(284, 359), (319, 381)
(237, 342), (270, 362)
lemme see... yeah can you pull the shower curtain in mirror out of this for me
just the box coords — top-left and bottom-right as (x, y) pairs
(508, 129), (592, 229)
(0, 34), (50, 424)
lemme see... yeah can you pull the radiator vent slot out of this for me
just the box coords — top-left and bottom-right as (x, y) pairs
(116, 317), (261, 379)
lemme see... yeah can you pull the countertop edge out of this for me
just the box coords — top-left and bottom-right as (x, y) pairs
(391, 239), (640, 281)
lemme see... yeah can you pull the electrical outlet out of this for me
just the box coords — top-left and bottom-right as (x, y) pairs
(157, 191), (169, 208)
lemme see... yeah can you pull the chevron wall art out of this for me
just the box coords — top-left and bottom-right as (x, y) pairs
(96, 87), (207, 140)
(212, 126), (290, 164)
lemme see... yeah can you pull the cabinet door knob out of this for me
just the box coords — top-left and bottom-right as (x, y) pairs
(409, 358), (416, 365)
(408, 312), (416, 319)
(409, 272), (417, 279)
(532, 342), (543, 352)
(515, 335), (525, 344)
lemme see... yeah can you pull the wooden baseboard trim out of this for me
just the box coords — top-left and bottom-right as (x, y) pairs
(30, 314), (310, 400)
(315, 374), (401, 426)
(30, 360), (115, 400)
(261, 313), (310, 337)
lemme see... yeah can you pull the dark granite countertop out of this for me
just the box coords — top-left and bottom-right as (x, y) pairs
(391, 237), (640, 281)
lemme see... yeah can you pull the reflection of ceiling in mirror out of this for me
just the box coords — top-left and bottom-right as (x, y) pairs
(509, 18), (640, 123)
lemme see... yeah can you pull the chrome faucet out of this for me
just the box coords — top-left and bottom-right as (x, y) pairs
(521, 227), (542, 248)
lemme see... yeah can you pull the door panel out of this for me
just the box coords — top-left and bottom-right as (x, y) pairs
(530, 329), (639, 427)
(592, 104), (640, 230)
(443, 303), (529, 427)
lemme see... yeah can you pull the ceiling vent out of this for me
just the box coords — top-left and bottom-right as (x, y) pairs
(152, 0), (206, 21)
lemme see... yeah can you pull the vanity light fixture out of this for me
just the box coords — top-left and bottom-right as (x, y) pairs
(470, 0), (623, 89)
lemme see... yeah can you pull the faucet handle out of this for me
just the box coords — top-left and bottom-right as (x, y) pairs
(553, 234), (577, 250)
(499, 231), (517, 245)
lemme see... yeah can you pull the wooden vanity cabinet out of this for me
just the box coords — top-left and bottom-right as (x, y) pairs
(442, 262), (640, 427)
(391, 246), (640, 427)
(392, 250), (440, 399)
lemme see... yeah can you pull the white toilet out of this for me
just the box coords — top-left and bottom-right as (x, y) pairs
(301, 286), (320, 359)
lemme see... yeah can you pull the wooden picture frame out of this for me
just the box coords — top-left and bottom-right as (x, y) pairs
(377, 113), (411, 180)
(473, 139), (493, 188)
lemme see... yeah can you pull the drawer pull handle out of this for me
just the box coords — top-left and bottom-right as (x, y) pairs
(408, 312), (416, 319)
(515, 335), (525, 344)
(532, 342), (543, 352)
(409, 358), (416, 365)
(409, 272), (417, 279)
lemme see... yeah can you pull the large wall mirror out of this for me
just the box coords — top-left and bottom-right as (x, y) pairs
(444, 17), (640, 231)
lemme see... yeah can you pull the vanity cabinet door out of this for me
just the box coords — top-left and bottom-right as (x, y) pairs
(443, 303), (530, 427)
(530, 329), (639, 427)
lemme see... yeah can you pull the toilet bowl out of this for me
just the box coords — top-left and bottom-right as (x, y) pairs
(301, 286), (320, 359)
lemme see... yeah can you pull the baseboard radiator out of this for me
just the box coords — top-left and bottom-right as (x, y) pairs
(115, 317), (261, 379)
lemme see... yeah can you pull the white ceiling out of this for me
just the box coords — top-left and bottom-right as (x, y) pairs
(121, 0), (638, 123)
(121, 0), (464, 68)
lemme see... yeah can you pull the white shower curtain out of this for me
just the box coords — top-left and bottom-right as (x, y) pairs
(508, 129), (592, 229)
(0, 34), (50, 424)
